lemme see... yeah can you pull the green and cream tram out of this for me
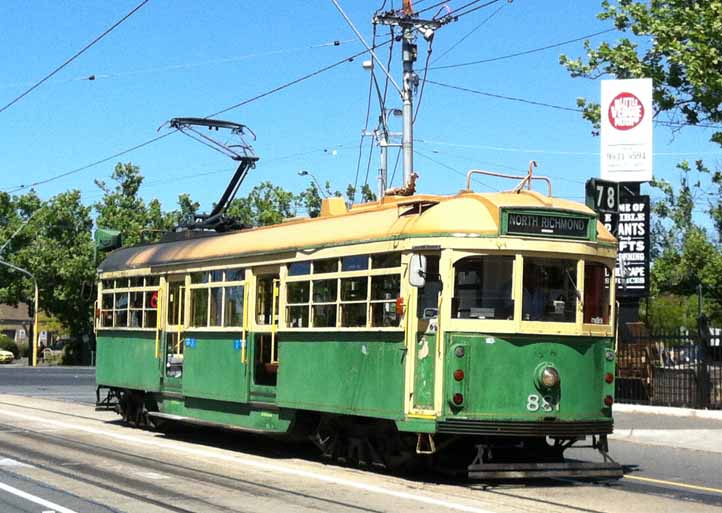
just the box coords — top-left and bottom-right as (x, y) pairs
(96, 183), (620, 478)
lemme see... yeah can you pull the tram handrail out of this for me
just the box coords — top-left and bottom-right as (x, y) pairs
(466, 161), (552, 196)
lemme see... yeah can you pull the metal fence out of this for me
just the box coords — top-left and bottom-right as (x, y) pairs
(616, 324), (722, 409)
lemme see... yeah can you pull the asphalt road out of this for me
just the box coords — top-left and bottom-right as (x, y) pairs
(0, 367), (720, 512)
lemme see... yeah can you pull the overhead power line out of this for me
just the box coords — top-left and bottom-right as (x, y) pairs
(429, 28), (616, 70)
(426, 80), (582, 112)
(4, 132), (174, 194)
(0, 0), (150, 115)
(4, 42), (389, 194)
(431, 3), (506, 64)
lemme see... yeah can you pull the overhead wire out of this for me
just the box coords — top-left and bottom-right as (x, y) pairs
(431, 2), (506, 64)
(4, 40), (392, 194)
(444, 0), (504, 20)
(0, 0), (150, 115)
(413, 39), (434, 122)
(429, 28), (616, 70)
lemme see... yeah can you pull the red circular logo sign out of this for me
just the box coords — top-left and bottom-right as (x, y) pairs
(608, 92), (644, 130)
(150, 291), (158, 309)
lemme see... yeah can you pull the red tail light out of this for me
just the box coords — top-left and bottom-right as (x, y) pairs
(604, 395), (614, 406)
(452, 393), (464, 405)
(453, 369), (464, 381)
(605, 373), (614, 384)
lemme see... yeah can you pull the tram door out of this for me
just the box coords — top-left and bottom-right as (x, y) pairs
(250, 267), (280, 401)
(163, 275), (186, 387)
(408, 253), (442, 414)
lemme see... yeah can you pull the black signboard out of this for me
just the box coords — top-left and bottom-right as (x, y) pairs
(601, 192), (650, 298)
(585, 178), (620, 214)
(505, 211), (591, 239)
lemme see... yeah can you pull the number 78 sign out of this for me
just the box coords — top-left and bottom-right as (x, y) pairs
(585, 178), (619, 214)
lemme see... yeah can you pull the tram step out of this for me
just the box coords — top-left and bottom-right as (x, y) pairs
(468, 461), (623, 480)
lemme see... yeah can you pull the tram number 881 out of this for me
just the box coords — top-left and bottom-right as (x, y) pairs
(526, 394), (559, 412)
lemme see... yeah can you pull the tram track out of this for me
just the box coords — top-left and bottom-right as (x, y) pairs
(1, 399), (720, 512)
(0, 419), (386, 513)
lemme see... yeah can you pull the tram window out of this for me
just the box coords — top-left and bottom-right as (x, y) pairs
(288, 261), (311, 276)
(115, 293), (129, 327)
(256, 275), (277, 325)
(191, 288), (209, 327)
(225, 268), (245, 282)
(341, 277), (368, 301)
(313, 279), (337, 303)
(452, 256), (514, 320)
(313, 258), (338, 274)
(287, 305), (310, 327)
(584, 262), (611, 324)
(371, 275), (401, 327)
(209, 288), (223, 326)
(191, 272), (210, 284)
(313, 304), (337, 327)
(522, 258), (577, 323)
(101, 293), (113, 327)
(146, 276), (160, 286)
(371, 252), (401, 269)
(342, 255), (368, 272)
(417, 256), (442, 319)
(224, 285), (244, 326)
(287, 281), (310, 303)
(101, 279), (114, 289)
(210, 270), (224, 282)
(342, 303), (367, 327)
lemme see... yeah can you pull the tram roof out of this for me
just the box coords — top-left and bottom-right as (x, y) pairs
(98, 190), (615, 273)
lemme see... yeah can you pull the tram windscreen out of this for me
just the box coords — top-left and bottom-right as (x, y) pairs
(522, 258), (577, 322)
(452, 256), (514, 320)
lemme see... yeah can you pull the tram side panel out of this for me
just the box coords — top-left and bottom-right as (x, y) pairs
(276, 330), (406, 420)
(96, 331), (161, 392)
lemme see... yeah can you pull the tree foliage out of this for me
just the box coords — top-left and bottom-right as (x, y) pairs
(560, 0), (722, 144)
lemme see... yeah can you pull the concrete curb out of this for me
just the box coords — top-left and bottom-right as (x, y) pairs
(614, 402), (722, 420)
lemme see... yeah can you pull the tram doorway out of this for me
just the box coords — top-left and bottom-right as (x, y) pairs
(408, 253), (442, 414)
(251, 269), (280, 396)
(163, 275), (186, 386)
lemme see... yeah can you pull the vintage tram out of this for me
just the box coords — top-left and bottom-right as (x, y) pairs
(95, 170), (621, 479)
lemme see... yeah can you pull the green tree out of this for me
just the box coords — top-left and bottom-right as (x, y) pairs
(0, 190), (95, 361)
(226, 181), (298, 226)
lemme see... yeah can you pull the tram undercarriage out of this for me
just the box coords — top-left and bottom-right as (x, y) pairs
(101, 387), (622, 481)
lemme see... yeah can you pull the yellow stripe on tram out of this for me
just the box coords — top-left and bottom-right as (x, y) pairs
(625, 475), (722, 495)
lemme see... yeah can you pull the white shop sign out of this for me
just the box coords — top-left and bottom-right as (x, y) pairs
(600, 78), (653, 182)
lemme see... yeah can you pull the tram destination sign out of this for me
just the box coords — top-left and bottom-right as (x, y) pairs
(503, 210), (593, 239)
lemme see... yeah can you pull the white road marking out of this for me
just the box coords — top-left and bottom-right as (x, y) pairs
(0, 481), (79, 513)
(0, 457), (32, 468)
(0, 408), (500, 513)
(137, 471), (168, 480)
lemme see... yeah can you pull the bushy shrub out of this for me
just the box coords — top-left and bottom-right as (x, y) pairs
(17, 341), (30, 358)
(0, 334), (19, 358)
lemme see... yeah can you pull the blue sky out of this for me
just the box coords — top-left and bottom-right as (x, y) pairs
(1, 0), (720, 215)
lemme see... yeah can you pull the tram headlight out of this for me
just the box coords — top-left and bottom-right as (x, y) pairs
(540, 367), (560, 388)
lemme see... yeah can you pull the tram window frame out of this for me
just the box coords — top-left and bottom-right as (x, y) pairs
(187, 268), (246, 329)
(284, 252), (402, 329)
(451, 255), (515, 321)
(98, 276), (160, 330)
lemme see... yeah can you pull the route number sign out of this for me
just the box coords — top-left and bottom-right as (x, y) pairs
(585, 179), (619, 214)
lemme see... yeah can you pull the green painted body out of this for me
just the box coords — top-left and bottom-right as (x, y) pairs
(276, 331), (405, 418)
(96, 331), (160, 392)
(96, 329), (613, 433)
(443, 333), (614, 422)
